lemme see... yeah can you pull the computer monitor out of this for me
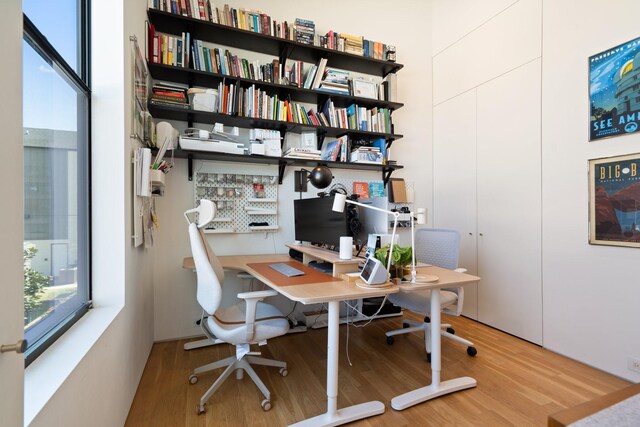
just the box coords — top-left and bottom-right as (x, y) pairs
(294, 196), (353, 248)
(355, 197), (389, 242)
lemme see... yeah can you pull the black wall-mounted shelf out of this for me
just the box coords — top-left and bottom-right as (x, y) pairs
(148, 63), (404, 111)
(161, 148), (402, 184)
(149, 103), (403, 143)
(148, 9), (403, 78)
(147, 9), (405, 185)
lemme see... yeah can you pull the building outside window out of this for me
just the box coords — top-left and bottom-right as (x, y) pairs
(22, 0), (91, 365)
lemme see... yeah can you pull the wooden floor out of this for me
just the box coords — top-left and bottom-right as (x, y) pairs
(125, 313), (630, 426)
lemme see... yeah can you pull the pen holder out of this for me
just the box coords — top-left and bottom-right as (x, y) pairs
(149, 169), (165, 196)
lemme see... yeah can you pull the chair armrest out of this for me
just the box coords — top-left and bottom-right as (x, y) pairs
(237, 289), (278, 300)
(442, 286), (465, 316)
(237, 289), (279, 341)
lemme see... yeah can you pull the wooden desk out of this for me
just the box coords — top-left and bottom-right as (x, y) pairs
(390, 266), (481, 411)
(548, 383), (640, 426)
(218, 254), (399, 427)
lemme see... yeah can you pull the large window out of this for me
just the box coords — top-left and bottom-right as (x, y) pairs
(22, 0), (90, 365)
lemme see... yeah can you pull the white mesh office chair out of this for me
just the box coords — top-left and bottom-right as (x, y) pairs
(385, 228), (477, 362)
(185, 200), (289, 414)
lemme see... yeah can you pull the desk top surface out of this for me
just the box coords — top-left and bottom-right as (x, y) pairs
(184, 254), (480, 305)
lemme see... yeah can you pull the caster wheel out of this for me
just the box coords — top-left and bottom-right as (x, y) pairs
(467, 346), (478, 357)
(426, 352), (431, 363)
(386, 336), (395, 345)
(189, 374), (198, 385)
(446, 327), (455, 334)
(423, 316), (431, 323)
(402, 322), (410, 329)
(261, 399), (272, 411)
(196, 403), (206, 415)
(279, 368), (288, 377)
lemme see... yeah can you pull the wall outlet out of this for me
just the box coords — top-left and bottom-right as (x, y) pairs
(627, 356), (640, 373)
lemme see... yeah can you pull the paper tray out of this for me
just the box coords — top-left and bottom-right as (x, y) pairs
(179, 137), (245, 155)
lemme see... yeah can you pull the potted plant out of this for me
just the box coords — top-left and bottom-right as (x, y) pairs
(374, 244), (413, 279)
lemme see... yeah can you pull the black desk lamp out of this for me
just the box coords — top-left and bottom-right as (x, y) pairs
(294, 165), (333, 192)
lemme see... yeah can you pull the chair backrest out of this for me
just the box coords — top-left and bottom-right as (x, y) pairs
(188, 223), (225, 315)
(414, 228), (460, 270)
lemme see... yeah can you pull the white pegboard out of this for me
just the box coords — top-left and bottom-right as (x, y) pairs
(194, 169), (278, 233)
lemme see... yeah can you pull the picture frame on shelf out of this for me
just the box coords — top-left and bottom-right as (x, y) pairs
(588, 153), (640, 247)
(352, 78), (378, 99)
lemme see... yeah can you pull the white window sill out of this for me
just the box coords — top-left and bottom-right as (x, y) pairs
(24, 303), (123, 426)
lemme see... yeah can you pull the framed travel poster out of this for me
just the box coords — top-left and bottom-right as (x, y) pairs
(589, 37), (640, 141)
(589, 153), (640, 247)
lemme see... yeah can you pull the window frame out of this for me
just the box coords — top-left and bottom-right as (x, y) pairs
(22, 2), (92, 366)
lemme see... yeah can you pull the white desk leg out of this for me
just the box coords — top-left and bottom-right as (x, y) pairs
(391, 289), (476, 410)
(289, 300), (385, 427)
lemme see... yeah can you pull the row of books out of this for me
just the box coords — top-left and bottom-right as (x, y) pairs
(148, 28), (190, 67)
(147, 28), (392, 102)
(149, 0), (216, 22)
(148, 2), (395, 61)
(321, 99), (394, 134)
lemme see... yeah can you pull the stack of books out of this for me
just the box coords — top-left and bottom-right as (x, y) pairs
(151, 82), (189, 109)
(294, 18), (315, 45)
(341, 33), (364, 56)
(283, 147), (321, 160)
(350, 146), (383, 164)
(317, 68), (350, 95)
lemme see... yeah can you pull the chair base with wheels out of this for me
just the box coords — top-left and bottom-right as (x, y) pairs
(190, 351), (288, 414)
(385, 314), (477, 362)
(385, 228), (478, 362)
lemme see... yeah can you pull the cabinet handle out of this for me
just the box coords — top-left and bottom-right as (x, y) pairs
(479, 233), (484, 237)
(1, 339), (27, 354)
(469, 232), (473, 236)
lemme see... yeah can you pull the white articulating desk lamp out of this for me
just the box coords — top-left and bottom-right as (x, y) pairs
(409, 207), (427, 283)
(332, 193), (400, 280)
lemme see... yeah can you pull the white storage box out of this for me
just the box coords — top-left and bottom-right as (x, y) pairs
(187, 88), (218, 112)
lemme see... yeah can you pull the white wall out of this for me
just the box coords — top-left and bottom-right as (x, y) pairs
(432, 0), (640, 381)
(432, 0), (543, 343)
(152, 0), (433, 341)
(542, 0), (640, 381)
(27, 0), (156, 425)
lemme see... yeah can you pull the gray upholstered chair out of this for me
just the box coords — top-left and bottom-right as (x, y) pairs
(385, 228), (477, 362)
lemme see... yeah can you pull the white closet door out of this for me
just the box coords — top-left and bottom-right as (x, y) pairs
(476, 59), (542, 344)
(433, 90), (478, 319)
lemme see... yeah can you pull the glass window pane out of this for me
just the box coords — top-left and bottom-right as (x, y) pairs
(23, 0), (80, 74)
(23, 39), (89, 345)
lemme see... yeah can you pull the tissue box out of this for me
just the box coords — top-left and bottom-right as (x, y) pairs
(187, 88), (218, 112)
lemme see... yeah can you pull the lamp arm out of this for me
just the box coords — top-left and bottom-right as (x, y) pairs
(344, 199), (397, 216)
(387, 212), (399, 277)
(410, 211), (416, 282)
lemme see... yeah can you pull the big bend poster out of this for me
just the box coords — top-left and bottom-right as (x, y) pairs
(589, 37), (640, 141)
(589, 153), (640, 247)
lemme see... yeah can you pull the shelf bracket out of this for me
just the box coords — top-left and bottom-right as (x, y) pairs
(188, 154), (194, 181)
(278, 160), (287, 185)
(382, 167), (394, 186)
